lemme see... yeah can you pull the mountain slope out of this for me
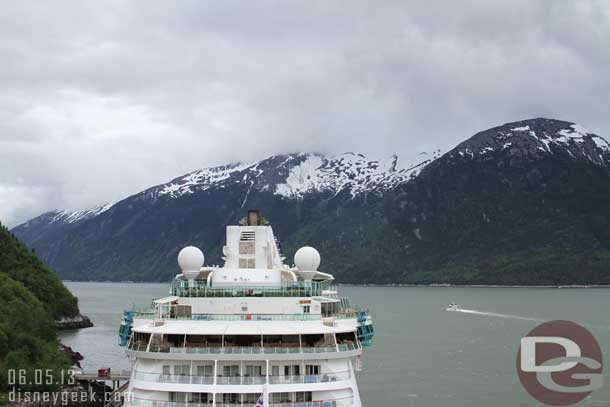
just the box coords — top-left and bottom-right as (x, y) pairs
(385, 118), (610, 284)
(12, 118), (610, 284)
(0, 222), (77, 398)
(13, 152), (430, 282)
(0, 223), (80, 319)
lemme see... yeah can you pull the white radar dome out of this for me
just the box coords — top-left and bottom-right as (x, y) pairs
(294, 246), (321, 271)
(178, 246), (204, 276)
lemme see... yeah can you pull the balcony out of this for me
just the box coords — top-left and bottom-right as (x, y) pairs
(132, 370), (351, 386)
(128, 332), (361, 357)
(216, 375), (266, 385)
(133, 370), (214, 385)
(269, 370), (351, 384)
(136, 344), (358, 355)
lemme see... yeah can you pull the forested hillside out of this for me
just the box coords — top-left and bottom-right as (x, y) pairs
(0, 223), (78, 319)
(0, 222), (77, 400)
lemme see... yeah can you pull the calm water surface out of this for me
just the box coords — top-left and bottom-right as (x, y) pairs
(60, 283), (610, 407)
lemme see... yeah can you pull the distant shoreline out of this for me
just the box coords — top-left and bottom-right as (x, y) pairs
(61, 280), (610, 288)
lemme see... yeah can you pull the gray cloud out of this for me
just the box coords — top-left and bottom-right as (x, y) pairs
(1, 0), (609, 227)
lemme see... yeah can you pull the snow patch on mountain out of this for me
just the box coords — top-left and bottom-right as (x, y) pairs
(274, 154), (325, 197)
(52, 203), (113, 224)
(17, 202), (113, 230)
(157, 162), (255, 198)
(147, 152), (437, 200)
(454, 119), (610, 167)
(274, 152), (434, 198)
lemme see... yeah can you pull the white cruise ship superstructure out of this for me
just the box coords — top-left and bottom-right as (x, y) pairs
(119, 210), (374, 407)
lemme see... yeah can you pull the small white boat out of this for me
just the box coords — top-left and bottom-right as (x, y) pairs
(446, 302), (460, 311)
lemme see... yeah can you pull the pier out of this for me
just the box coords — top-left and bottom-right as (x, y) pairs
(74, 370), (130, 407)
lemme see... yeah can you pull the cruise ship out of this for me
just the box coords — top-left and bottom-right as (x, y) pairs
(119, 210), (374, 407)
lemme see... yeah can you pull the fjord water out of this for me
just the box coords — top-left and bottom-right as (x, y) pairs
(61, 283), (610, 407)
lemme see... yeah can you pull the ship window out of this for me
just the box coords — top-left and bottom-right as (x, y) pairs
(321, 301), (339, 317)
(169, 392), (186, 402)
(243, 393), (259, 403)
(174, 365), (190, 376)
(238, 257), (256, 268)
(196, 365), (213, 377)
(173, 304), (192, 318)
(162, 365), (170, 381)
(305, 365), (320, 375)
(295, 392), (313, 402)
(284, 365), (300, 376)
(239, 241), (256, 254)
(271, 393), (291, 403)
(271, 365), (280, 376)
(190, 393), (208, 403)
(303, 305), (310, 314)
(223, 365), (240, 377)
(245, 365), (262, 377)
(222, 393), (240, 403)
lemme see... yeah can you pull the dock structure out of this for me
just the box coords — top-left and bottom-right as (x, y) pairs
(74, 371), (130, 406)
(104, 381), (130, 407)
(74, 371), (131, 381)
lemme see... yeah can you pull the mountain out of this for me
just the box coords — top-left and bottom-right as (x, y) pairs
(12, 118), (610, 285)
(386, 118), (610, 284)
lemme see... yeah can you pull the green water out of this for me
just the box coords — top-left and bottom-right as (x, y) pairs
(61, 283), (610, 406)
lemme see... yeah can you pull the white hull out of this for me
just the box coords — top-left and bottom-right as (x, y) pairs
(120, 211), (373, 407)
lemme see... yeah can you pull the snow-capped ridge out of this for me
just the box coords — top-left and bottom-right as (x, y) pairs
(146, 152), (437, 200)
(273, 152), (436, 198)
(156, 161), (255, 198)
(52, 202), (113, 224)
(453, 118), (610, 166)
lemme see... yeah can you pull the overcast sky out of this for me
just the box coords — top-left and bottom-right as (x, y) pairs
(1, 1), (609, 227)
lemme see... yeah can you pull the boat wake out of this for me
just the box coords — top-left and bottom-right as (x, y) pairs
(449, 308), (546, 323)
(449, 308), (610, 331)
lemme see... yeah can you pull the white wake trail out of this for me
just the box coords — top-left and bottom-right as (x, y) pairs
(450, 309), (610, 331)
(450, 308), (546, 323)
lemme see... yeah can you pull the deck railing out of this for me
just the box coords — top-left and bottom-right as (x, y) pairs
(132, 370), (351, 386)
(128, 396), (353, 407)
(133, 371), (214, 385)
(216, 375), (266, 385)
(269, 399), (354, 407)
(128, 400), (208, 407)
(170, 281), (328, 298)
(268, 370), (351, 384)
(132, 310), (359, 321)
(132, 312), (331, 321)
(129, 343), (359, 354)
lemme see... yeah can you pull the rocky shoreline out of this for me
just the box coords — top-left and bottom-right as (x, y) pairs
(59, 344), (84, 368)
(55, 314), (94, 330)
